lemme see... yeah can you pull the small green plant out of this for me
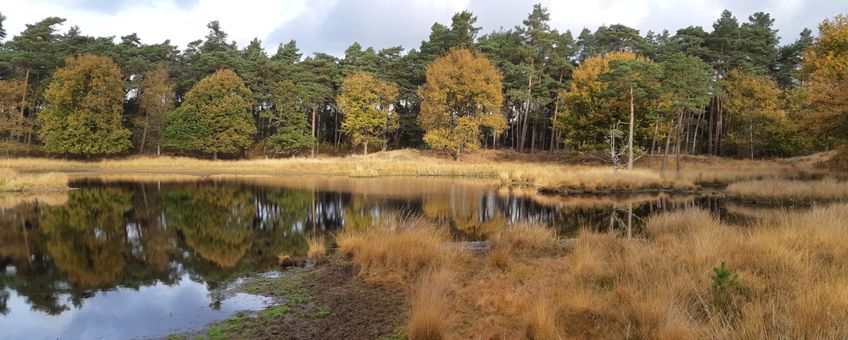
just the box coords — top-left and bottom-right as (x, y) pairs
(711, 262), (739, 294)
(311, 305), (331, 318)
(711, 261), (742, 315)
(207, 325), (226, 340)
(259, 304), (291, 318)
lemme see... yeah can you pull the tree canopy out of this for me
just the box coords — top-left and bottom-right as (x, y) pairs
(164, 69), (256, 158)
(418, 48), (505, 160)
(0, 7), (840, 160)
(38, 54), (131, 155)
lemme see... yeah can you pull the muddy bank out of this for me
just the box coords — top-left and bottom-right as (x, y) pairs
(182, 260), (405, 340)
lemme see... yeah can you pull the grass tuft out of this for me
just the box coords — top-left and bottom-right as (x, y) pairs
(0, 168), (68, 192)
(335, 216), (460, 285)
(407, 269), (453, 340)
(306, 235), (327, 263)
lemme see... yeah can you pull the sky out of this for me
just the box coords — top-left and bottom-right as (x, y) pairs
(2, 0), (844, 57)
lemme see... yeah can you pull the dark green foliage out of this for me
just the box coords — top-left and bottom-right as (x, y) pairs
(164, 69), (256, 158)
(711, 262), (740, 293)
(0, 7), (830, 159)
(264, 80), (315, 156)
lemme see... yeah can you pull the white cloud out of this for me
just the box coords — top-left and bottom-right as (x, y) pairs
(1, 0), (842, 55)
(3, 0), (309, 49)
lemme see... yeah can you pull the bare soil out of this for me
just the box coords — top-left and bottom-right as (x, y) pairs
(193, 259), (406, 340)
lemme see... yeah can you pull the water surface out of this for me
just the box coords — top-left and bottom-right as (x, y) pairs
(0, 176), (783, 338)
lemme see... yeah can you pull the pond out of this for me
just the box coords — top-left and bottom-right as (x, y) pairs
(0, 176), (786, 339)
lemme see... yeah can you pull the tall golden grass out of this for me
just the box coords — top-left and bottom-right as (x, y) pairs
(306, 235), (327, 262)
(335, 216), (464, 286)
(726, 178), (848, 201)
(0, 168), (68, 192)
(407, 269), (454, 340)
(341, 205), (848, 339)
(0, 152), (711, 192)
(503, 206), (848, 338)
(0, 150), (831, 193)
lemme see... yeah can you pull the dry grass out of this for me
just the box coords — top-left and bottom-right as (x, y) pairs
(488, 223), (559, 257)
(0, 152), (695, 192)
(2, 150), (831, 193)
(0, 168), (68, 192)
(726, 178), (848, 201)
(406, 269), (454, 340)
(306, 235), (327, 262)
(642, 154), (830, 186)
(341, 205), (848, 339)
(534, 167), (695, 192)
(502, 206), (848, 338)
(335, 216), (464, 286)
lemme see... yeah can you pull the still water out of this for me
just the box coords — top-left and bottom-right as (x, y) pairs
(0, 176), (772, 339)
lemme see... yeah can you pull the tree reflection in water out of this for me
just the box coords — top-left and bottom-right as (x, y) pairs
(0, 178), (743, 319)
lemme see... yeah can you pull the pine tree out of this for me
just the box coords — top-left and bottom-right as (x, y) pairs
(265, 80), (314, 156)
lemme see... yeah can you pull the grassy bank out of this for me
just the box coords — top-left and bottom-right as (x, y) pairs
(726, 178), (848, 202)
(0, 150), (699, 192)
(0, 168), (68, 192)
(0, 150), (834, 195)
(336, 206), (848, 339)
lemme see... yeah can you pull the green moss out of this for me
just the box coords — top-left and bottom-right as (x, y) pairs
(259, 304), (291, 318)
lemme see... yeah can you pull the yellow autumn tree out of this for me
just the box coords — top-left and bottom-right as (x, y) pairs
(38, 55), (132, 155)
(418, 48), (505, 160)
(555, 51), (646, 148)
(337, 73), (399, 154)
(802, 14), (848, 159)
(720, 69), (787, 159)
(0, 79), (27, 146)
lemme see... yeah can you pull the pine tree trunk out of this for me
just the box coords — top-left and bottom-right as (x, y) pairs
(708, 97), (715, 155)
(550, 72), (563, 151)
(749, 120), (754, 160)
(311, 105), (317, 158)
(675, 111), (684, 176)
(627, 85), (635, 170)
(363, 141), (368, 155)
(661, 119), (674, 177)
(519, 62), (534, 152)
(20, 67), (29, 108)
(691, 106), (704, 154)
(139, 115), (149, 154)
(650, 118), (659, 154)
(530, 119), (537, 153)
(715, 97), (723, 156)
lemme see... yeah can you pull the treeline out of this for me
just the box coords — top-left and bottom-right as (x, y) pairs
(0, 6), (845, 160)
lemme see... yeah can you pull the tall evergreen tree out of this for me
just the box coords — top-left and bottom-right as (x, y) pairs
(265, 80), (314, 156)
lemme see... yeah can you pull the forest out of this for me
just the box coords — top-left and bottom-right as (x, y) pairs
(0, 6), (846, 162)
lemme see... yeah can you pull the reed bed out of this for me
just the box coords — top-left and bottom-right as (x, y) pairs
(340, 205), (848, 339)
(0, 168), (68, 192)
(726, 178), (848, 201)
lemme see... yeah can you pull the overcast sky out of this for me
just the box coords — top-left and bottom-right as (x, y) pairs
(2, 0), (844, 57)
